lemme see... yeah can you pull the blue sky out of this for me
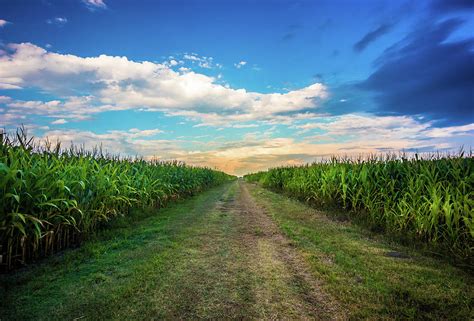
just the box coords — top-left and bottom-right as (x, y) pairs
(0, 0), (473, 175)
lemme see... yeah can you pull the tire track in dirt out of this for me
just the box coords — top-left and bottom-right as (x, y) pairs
(223, 180), (345, 320)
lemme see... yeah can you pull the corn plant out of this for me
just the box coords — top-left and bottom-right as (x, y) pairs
(0, 128), (233, 270)
(245, 153), (474, 259)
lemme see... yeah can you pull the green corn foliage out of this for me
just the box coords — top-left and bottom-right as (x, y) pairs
(0, 128), (233, 270)
(245, 153), (474, 260)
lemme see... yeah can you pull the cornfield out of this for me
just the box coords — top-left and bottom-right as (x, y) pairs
(245, 154), (474, 259)
(0, 128), (233, 270)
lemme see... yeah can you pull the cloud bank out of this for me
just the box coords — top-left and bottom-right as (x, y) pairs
(28, 114), (473, 176)
(0, 43), (328, 126)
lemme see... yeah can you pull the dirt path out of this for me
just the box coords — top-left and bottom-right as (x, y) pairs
(224, 180), (344, 320)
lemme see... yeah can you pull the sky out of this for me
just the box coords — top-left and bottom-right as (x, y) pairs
(0, 0), (473, 175)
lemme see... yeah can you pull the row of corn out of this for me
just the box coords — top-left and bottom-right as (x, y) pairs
(0, 128), (233, 270)
(244, 154), (473, 260)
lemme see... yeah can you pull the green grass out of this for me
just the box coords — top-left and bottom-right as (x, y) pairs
(0, 182), (251, 320)
(246, 183), (474, 320)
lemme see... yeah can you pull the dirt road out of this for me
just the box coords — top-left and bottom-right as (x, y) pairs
(215, 181), (344, 320)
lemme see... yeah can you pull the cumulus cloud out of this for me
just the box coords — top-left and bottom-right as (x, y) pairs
(0, 43), (328, 125)
(168, 59), (178, 66)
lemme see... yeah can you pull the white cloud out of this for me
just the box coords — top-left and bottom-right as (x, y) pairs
(229, 124), (259, 129)
(295, 114), (474, 150)
(0, 83), (22, 89)
(46, 17), (68, 25)
(47, 128), (163, 145)
(424, 123), (474, 138)
(0, 19), (10, 27)
(1, 112), (27, 125)
(0, 43), (328, 125)
(0, 95), (12, 103)
(2, 95), (119, 121)
(51, 118), (68, 125)
(183, 53), (217, 69)
(296, 114), (430, 138)
(234, 61), (247, 68)
(126, 128), (164, 137)
(82, 0), (107, 10)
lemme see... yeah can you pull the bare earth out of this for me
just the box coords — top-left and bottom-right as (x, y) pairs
(224, 181), (345, 320)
